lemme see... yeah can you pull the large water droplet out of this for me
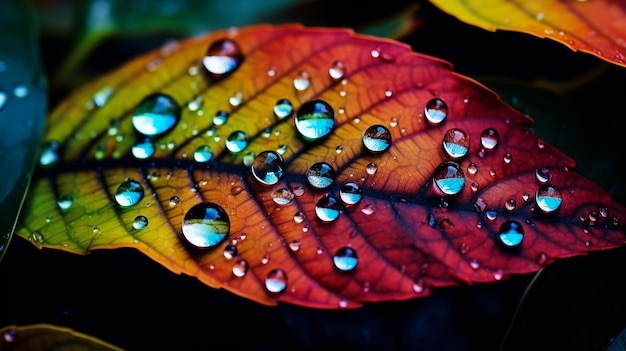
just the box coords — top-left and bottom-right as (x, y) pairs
(306, 162), (336, 189)
(274, 99), (293, 119)
(295, 99), (335, 141)
(131, 139), (155, 159)
(39, 140), (61, 168)
(132, 93), (180, 137)
(425, 98), (448, 125)
(498, 220), (524, 248)
(114, 179), (144, 207)
(480, 128), (499, 150)
(362, 125), (392, 153)
(133, 215), (148, 230)
(265, 268), (287, 294)
(442, 128), (469, 159)
(433, 161), (465, 196)
(251, 150), (284, 185)
(272, 188), (295, 205)
(225, 131), (248, 153)
(339, 182), (362, 205)
(57, 195), (74, 211)
(181, 202), (230, 249)
(535, 184), (562, 213)
(203, 39), (243, 76)
(193, 145), (213, 163)
(333, 247), (358, 272)
(315, 194), (342, 222)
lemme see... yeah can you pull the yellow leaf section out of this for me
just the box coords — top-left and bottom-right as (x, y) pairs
(0, 324), (123, 351)
(430, 0), (626, 68)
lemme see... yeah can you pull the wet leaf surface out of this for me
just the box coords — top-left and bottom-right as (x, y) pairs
(16, 24), (626, 308)
(430, 0), (626, 68)
(0, 324), (123, 351)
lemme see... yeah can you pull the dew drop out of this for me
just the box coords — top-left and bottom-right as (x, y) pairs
(505, 198), (516, 211)
(328, 60), (346, 81)
(480, 128), (499, 150)
(470, 182), (479, 192)
(425, 98), (448, 125)
(293, 70), (311, 91)
(362, 125), (392, 153)
(315, 194), (342, 222)
(274, 98), (293, 119)
(361, 204), (376, 215)
(31, 231), (44, 244)
(433, 161), (465, 196)
(365, 162), (378, 175)
(114, 179), (144, 207)
(251, 150), (284, 185)
(498, 220), (524, 248)
(223, 244), (238, 259)
(13, 85), (28, 98)
(187, 94), (203, 111)
(265, 269), (287, 294)
(193, 145), (213, 163)
(493, 269), (504, 281)
(229, 91), (243, 107)
(132, 93), (180, 137)
(0, 91), (6, 110)
(289, 240), (301, 252)
(232, 259), (248, 277)
(467, 163), (478, 175)
(522, 192), (530, 201)
(133, 215), (148, 230)
(169, 196), (180, 207)
(225, 131), (248, 153)
(3, 328), (16, 342)
(306, 162), (336, 189)
(131, 139), (155, 159)
(535, 184), (562, 213)
(39, 140), (61, 168)
(442, 128), (469, 159)
(333, 247), (358, 272)
(295, 99), (335, 141)
(503, 153), (513, 164)
(486, 209), (497, 221)
(242, 151), (255, 167)
(293, 211), (306, 223)
(57, 195), (74, 211)
(412, 280), (425, 293)
(272, 188), (295, 205)
(203, 38), (243, 76)
(93, 86), (113, 107)
(339, 182), (362, 205)
(535, 168), (551, 183)
(292, 186), (305, 197)
(181, 202), (230, 249)
(212, 110), (229, 125)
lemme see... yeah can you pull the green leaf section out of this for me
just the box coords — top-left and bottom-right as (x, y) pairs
(0, 0), (47, 262)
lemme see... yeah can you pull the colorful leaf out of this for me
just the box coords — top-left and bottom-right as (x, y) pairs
(0, 324), (123, 351)
(16, 24), (626, 308)
(430, 0), (626, 68)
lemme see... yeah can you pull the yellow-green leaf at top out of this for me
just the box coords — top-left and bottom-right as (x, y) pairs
(430, 0), (626, 68)
(0, 324), (122, 351)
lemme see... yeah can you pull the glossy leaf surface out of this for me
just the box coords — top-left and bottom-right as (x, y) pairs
(17, 24), (626, 308)
(0, 324), (122, 351)
(430, 0), (626, 68)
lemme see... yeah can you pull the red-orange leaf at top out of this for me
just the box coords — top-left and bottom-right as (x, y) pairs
(17, 24), (626, 309)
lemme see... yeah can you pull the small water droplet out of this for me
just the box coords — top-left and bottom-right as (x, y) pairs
(486, 209), (497, 221)
(232, 259), (248, 277)
(131, 215), (149, 230)
(442, 128), (469, 159)
(293, 70), (311, 91)
(306, 162), (336, 189)
(31, 231), (44, 244)
(339, 182), (362, 205)
(503, 153), (512, 164)
(265, 269), (287, 294)
(114, 179), (144, 207)
(132, 93), (180, 137)
(131, 139), (155, 159)
(470, 182), (479, 192)
(315, 194), (342, 222)
(93, 86), (113, 107)
(292, 186), (305, 197)
(536, 252), (548, 266)
(328, 60), (346, 81)
(498, 220), (524, 248)
(505, 198), (516, 211)
(39, 140), (61, 168)
(365, 162), (378, 175)
(193, 145), (213, 163)
(181, 202), (230, 248)
(469, 259), (480, 270)
(57, 195), (74, 211)
(489, 169), (496, 177)
(272, 188), (295, 205)
(522, 192), (530, 201)
(229, 91), (243, 107)
(13, 85), (28, 98)
(333, 247), (358, 272)
(169, 196), (180, 207)
(230, 185), (244, 196)
(295, 99), (335, 141)
(535, 184), (562, 213)
(3, 328), (16, 342)
(493, 269), (504, 281)
(433, 161), (465, 196)
(250, 150), (285, 185)
(362, 125), (392, 153)
(274, 98), (293, 119)
(425, 98), (448, 125)
(223, 244), (238, 259)
(225, 131), (248, 153)
(535, 168), (551, 183)
(0, 91), (7, 110)
(361, 204), (376, 215)
(203, 39), (243, 76)
(242, 151), (255, 167)
(335, 145), (343, 154)
(480, 128), (499, 150)
(289, 240), (301, 252)
(211, 110), (228, 125)
(293, 211), (306, 223)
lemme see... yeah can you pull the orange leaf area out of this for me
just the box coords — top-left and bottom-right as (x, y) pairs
(430, 0), (626, 68)
(17, 24), (626, 309)
(0, 324), (122, 351)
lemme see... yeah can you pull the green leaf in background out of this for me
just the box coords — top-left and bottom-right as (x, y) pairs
(0, 0), (47, 262)
(0, 323), (123, 351)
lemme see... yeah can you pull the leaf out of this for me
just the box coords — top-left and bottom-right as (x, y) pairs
(0, 324), (123, 351)
(16, 24), (626, 308)
(0, 0), (47, 262)
(429, 0), (626, 69)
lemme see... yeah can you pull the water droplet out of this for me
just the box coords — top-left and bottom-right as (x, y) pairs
(223, 244), (238, 259)
(132, 93), (180, 137)
(289, 240), (301, 252)
(181, 202), (230, 248)
(114, 179), (144, 207)
(339, 182), (362, 205)
(193, 145), (213, 163)
(274, 98), (293, 119)
(362, 125), (392, 153)
(505, 198), (516, 211)
(3, 328), (16, 342)
(13, 85), (28, 98)
(333, 247), (358, 272)
(361, 204), (376, 215)
(442, 128), (469, 159)
(522, 192), (530, 201)
(133, 215), (148, 230)
(251, 150), (284, 185)
(31, 231), (44, 244)
(0, 91), (6, 110)
(230, 185), (244, 196)
(498, 220), (524, 248)
(203, 39), (243, 76)
(272, 188), (295, 205)
(365, 162), (378, 175)
(295, 99), (335, 141)
(293, 70), (311, 91)
(57, 195), (74, 211)
(535, 184), (562, 213)
(480, 128), (499, 150)
(335, 145), (343, 154)
(486, 209), (497, 221)
(39, 140), (61, 168)
(536, 252), (548, 266)
(425, 98), (448, 125)
(131, 139), (155, 159)
(187, 94), (203, 111)
(433, 161), (465, 196)
(229, 91), (243, 107)
(493, 269), (504, 281)
(211, 110), (228, 125)
(169, 196), (180, 207)
(93, 86), (113, 107)
(242, 151), (255, 167)
(293, 211), (306, 223)
(315, 194), (342, 222)
(412, 280), (425, 293)
(328, 60), (346, 81)
(276, 144), (288, 155)
(232, 259), (248, 277)
(467, 163), (478, 175)
(225, 131), (248, 153)
(535, 168), (551, 183)
(306, 162), (336, 189)
(503, 153), (513, 164)
(292, 186), (305, 197)
(265, 269), (287, 294)
(470, 182), (479, 192)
